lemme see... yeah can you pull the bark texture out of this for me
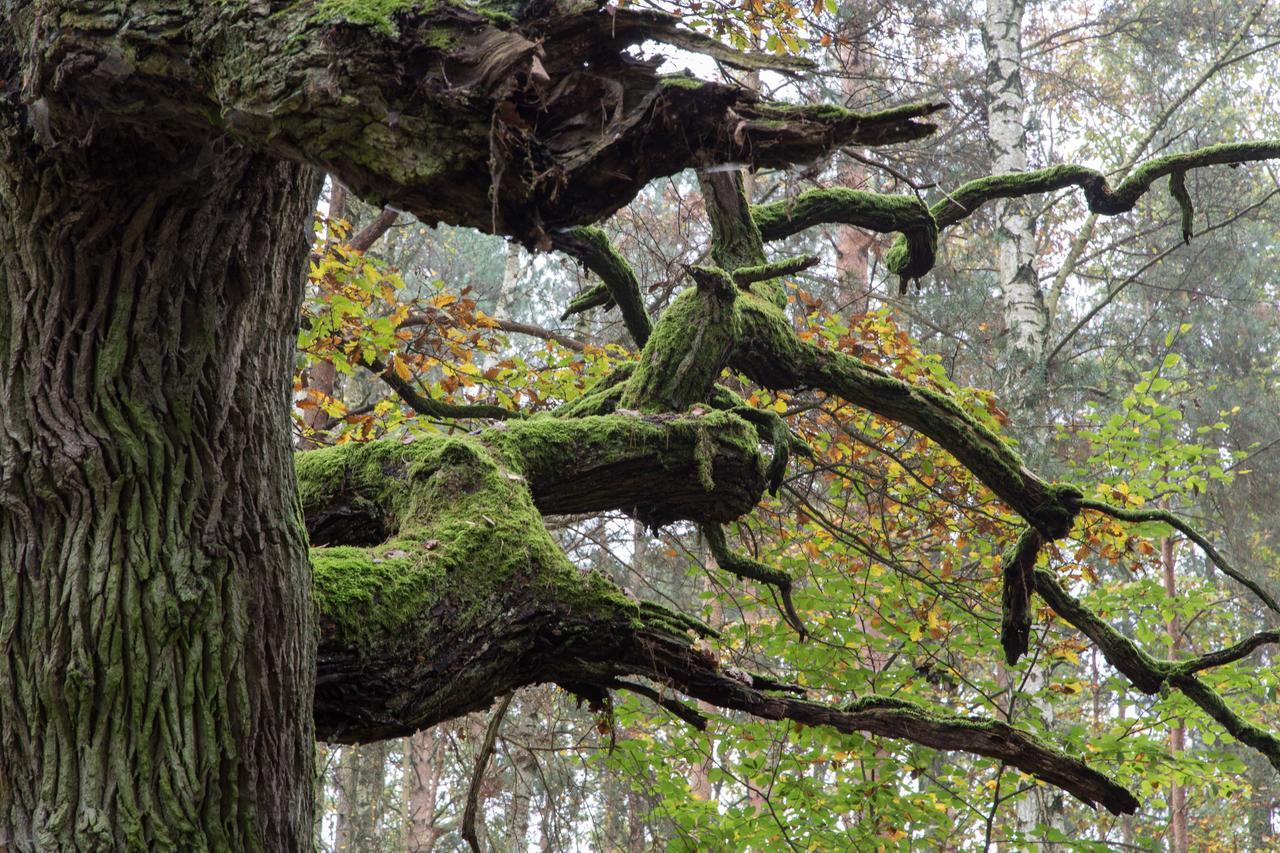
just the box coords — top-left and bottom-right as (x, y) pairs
(983, 0), (1046, 371)
(0, 114), (321, 847)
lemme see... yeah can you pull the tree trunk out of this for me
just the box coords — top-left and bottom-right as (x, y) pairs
(406, 729), (447, 852)
(0, 121), (321, 848)
(983, 0), (1046, 378)
(1162, 535), (1189, 853)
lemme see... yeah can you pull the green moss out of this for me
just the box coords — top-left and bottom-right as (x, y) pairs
(485, 409), (762, 487)
(313, 0), (425, 34)
(659, 74), (707, 90)
(306, 434), (651, 655)
(620, 279), (741, 412)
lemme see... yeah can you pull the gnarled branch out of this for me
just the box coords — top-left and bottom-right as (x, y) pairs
(13, 3), (947, 244)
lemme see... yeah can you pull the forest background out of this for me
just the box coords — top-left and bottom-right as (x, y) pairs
(295, 0), (1280, 849)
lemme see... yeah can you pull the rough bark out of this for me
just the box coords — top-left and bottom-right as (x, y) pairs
(8, 1), (942, 247)
(0, 113), (321, 847)
(405, 729), (447, 853)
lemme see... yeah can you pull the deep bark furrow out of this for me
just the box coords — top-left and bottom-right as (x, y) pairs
(0, 120), (320, 848)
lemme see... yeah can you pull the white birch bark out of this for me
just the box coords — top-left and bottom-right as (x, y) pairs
(983, 0), (1046, 371)
(985, 2), (1061, 846)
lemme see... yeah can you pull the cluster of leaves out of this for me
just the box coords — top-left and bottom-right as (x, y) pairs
(591, 308), (1275, 849)
(295, 215), (629, 445)
(626, 0), (839, 54)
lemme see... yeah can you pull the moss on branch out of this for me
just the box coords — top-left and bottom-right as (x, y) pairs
(1034, 569), (1280, 773)
(876, 141), (1280, 280)
(1001, 527), (1044, 665)
(752, 187), (938, 283)
(619, 267), (741, 413)
(553, 227), (652, 346)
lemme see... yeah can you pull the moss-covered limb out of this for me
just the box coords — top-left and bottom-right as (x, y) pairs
(1031, 569), (1169, 692)
(552, 227), (652, 346)
(1171, 630), (1280, 677)
(1170, 676), (1280, 771)
(303, 433), (660, 741)
(1169, 169), (1193, 244)
(618, 267), (741, 413)
(707, 383), (813, 491)
(702, 524), (806, 639)
(559, 283), (615, 321)
(744, 100), (950, 148)
(1033, 569), (1280, 773)
(929, 143), (1280, 227)
(363, 355), (521, 421)
(1080, 499), (1280, 616)
(1001, 527), (1045, 665)
(878, 142), (1280, 274)
(731, 254), (819, 287)
(700, 170), (768, 273)
(606, 633), (1138, 815)
(752, 187), (938, 281)
(299, 431), (1140, 811)
(299, 411), (767, 541)
(696, 164), (1079, 537)
(729, 292), (1080, 538)
(485, 410), (767, 527)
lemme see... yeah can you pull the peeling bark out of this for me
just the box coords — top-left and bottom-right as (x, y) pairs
(982, 0), (1046, 372)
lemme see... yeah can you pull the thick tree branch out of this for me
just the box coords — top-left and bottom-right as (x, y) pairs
(348, 207), (400, 253)
(753, 188), (938, 281)
(301, 411), (768, 548)
(13, 3), (945, 243)
(1173, 631), (1280, 676)
(748, 143), (1280, 285)
(298, 420), (1137, 814)
(553, 227), (652, 346)
(927, 142), (1280, 231)
(653, 171), (1085, 538)
(611, 633), (1138, 815)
